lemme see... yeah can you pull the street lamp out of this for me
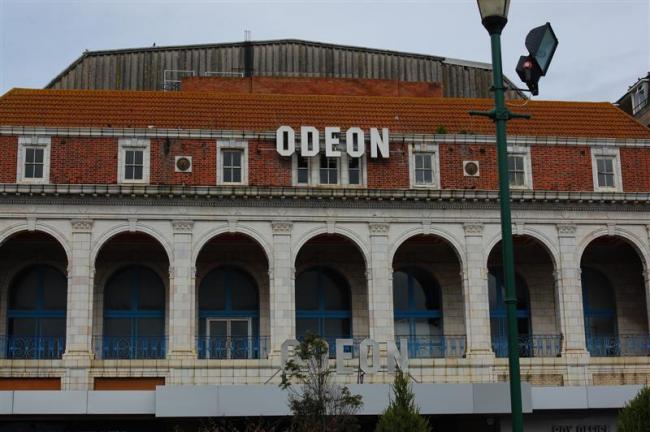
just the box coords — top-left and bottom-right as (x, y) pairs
(473, 1), (526, 432)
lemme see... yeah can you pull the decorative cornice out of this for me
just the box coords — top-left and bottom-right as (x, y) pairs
(71, 219), (94, 232)
(271, 221), (293, 235)
(369, 223), (389, 236)
(172, 220), (194, 233)
(463, 223), (484, 236)
(557, 224), (577, 237)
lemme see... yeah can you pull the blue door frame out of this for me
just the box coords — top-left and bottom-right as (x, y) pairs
(489, 268), (531, 356)
(7, 265), (66, 359)
(103, 266), (165, 358)
(581, 267), (618, 356)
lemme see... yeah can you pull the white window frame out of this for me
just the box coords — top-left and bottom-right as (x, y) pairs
(117, 138), (150, 184)
(507, 144), (533, 190)
(632, 81), (648, 115)
(291, 153), (366, 187)
(408, 143), (440, 189)
(217, 140), (248, 186)
(16, 136), (51, 185)
(591, 147), (622, 192)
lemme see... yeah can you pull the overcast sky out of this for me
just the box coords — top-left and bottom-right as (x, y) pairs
(0, 0), (648, 102)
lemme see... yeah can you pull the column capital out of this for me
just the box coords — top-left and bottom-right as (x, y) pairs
(71, 219), (94, 233)
(271, 221), (293, 235)
(368, 223), (389, 236)
(172, 220), (194, 233)
(557, 224), (577, 238)
(463, 223), (484, 237)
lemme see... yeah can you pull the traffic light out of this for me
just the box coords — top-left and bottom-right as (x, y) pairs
(516, 22), (559, 96)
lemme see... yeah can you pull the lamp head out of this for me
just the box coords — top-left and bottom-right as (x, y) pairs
(477, 0), (511, 34)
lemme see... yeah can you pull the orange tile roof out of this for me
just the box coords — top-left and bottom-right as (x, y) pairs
(0, 88), (649, 139)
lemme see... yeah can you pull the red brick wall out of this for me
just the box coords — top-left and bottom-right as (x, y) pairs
(0, 136), (17, 183)
(439, 143), (498, 190)
(367, 142), (410, 189)
(6, 134), (650, 192)
(51, 137), (117, 184)
(621, 147), (650, 192)
(182, 76), (443, 98)
(150, 138), (216, 186)
(248, 140), (292, 187)
(530, 146), (593, 191)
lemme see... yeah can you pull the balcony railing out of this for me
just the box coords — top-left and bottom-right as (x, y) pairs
(94, 336), (167, 359)
(395, 335), (466, 358)
(296, 336), (369, 358)
(1, 336), (65, 359)
(492, 335), (562, 358)
(197, 336), (270, 359)
(587, 334), (650, 357)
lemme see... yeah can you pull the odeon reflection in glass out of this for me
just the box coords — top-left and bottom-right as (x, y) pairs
(197, 266), (264, 359)
(100, 266), (166, 359)
(393, 267), (452, 358)
(7, 265), (67, 359)
(295, 267), (352, 356)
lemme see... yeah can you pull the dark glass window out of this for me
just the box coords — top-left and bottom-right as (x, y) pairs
(297, 155), (310, 184)
(24, 148), (44, 178)
(103, 266), (165, 358)
(295, 267), (352, 339)
(7, 265), (67, 359)
(124, 150), (144, 180)
(508, 154), (526, 187)
(319, 155), (338, 184)
(581, 268), (617, 337)
(488, 268), (531, 353)
(596, 157), (615, 188)
(222, 149), (243, 183)
(392, 268), (442, 337)
(414, 153), (433, 185)
(348, 158), (361, 185)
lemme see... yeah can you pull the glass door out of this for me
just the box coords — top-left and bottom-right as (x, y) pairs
(206, 318), (252, 359)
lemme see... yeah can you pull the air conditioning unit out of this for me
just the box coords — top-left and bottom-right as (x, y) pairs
(175, 156), (193, 172)
(463, 160), (480, 177)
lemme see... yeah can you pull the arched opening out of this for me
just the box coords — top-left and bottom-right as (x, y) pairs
(295, 234), (367, 356)
(581, 236), (647, 356)
(487, 235), (560, 358)
(0, 232), (68, 359)
(196, 233), (269, 359)
(391, 235), (465, 358)
(94, 232), (169, 359)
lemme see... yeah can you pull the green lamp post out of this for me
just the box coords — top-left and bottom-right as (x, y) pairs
(473, 1), (528, 431)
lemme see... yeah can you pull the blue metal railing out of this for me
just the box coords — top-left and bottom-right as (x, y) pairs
(395, 335), (466, 358)
(1, 336), (65, 359)
(492, 334), (562, 358)
(587, 334), (650, 357)
(95, 336), (167, 359)
(197, 336), (270, 359)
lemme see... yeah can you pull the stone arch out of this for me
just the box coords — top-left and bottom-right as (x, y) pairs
(292, 226), (370, 269)
(192, 225), (272, 267)
(577, 228), (649, 271)
(0, 223), (72, 265)
(91, 224), (173, 265)
(389, 227), (465, 271)
(485, 228), (560, 272)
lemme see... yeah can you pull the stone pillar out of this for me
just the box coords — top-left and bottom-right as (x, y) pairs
(62, 219), (94, 390)
(556, 224), (590, 385)
(368, 223), (393, 342)
(168, 220), (195, 359)
(270, 222), (293, 356)
(462, 223), (494, 359)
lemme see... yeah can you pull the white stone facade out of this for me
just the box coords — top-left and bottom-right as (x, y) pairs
(0, 196), (649, 390)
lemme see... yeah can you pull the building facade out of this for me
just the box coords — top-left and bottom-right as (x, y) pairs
(616, 73), (650, 128)
(0, 80), (650, 430)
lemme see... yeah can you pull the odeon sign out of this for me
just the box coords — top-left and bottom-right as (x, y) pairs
(276, 126), (390, 158)
(281, 338), (409, 374)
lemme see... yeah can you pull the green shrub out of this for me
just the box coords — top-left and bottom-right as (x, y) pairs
(376, 370), (430, 432)
(618, 386), (650, 432)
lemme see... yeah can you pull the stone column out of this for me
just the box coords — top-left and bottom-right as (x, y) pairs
(556, 224), (590, 385)
(168, 220), (195, 359)
(368, 223), (393, 342)
(62, 219), (94, 390)
(462, 223), (494, 359)
(270, 222), (293, 355)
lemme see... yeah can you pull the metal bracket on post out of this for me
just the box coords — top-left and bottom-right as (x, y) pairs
(469, 109), (532, 122)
